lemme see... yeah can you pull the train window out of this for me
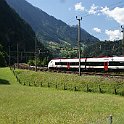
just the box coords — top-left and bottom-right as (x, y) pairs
(61, 62), (67, 65)
(109, 62), (124, 66)
(70, 62), (86, 66)
(86, 62), (103, 66)
(81, 62), (85, 65)
(55, 62), (111, 66)
(55, 62), (59, 65)
(55, 62), (84, 66)
(55, 62), (68, 65)
(70, 62), (79, 65)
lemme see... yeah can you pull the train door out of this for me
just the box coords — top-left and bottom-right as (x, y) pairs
(104, 62), (108, 71)
(67, 62), (70, 69)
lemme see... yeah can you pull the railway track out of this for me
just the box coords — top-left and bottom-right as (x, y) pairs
(81, 72), (124, 78)
(14, 63), (124, 78)
(50, 70), (124, 78)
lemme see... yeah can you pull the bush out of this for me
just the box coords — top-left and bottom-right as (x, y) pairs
(27, 59), (35, 66)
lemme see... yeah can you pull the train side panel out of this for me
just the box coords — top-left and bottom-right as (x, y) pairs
(48, 57), (124, 72)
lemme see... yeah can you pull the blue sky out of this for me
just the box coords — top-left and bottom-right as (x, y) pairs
(26, 0), (124, 41)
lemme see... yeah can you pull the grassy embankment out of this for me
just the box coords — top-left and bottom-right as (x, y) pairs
(0, 67), (124, 124)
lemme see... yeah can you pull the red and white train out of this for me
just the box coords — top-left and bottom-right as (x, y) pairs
(48, 56), (124, 71)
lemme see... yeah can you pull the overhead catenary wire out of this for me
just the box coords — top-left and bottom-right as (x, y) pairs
(66, 1), (124, 26)
(66, 1), (124, 42)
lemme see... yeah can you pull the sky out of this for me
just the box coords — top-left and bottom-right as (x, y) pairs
(25, 0), (124, 41)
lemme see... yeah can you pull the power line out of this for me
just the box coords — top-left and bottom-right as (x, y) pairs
(66, 1), (124, 25)
(108, 1), (124, 8)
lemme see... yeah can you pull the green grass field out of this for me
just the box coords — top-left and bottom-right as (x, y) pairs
(15, 69), (124, 95)
(0, 67), (124, 124)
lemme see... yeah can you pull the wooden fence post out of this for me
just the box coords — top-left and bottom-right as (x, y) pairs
(74, 86), (77, 91)
(48, 82), (50, 87)
(56, 83), (57, 89)
(41, 82), (42, 87)
(114, 87), (117, 95)
(99, 85), (102, 93)
(34, 81), (37, 87)
(86, 84), (89, 92)
(109, 115), (112, 124)
(64, 83), (66, 90)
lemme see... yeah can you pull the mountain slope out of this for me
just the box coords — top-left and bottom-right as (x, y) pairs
(0, 0), (35, 51)
(0, 0), (50, 64)
(6, 0), (99, 46)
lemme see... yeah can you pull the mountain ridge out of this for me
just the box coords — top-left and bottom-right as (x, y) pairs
(6, 0), (100, 46)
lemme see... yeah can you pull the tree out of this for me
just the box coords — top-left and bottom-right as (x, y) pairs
(83, 40), (122, 57)
(0, 44), (6, 67)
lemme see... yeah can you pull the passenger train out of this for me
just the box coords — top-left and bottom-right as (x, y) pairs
(48, 56), (124, 72)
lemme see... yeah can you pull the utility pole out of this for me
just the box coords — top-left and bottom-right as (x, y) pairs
(21, 52), (23, 61)
(76, 16), (82, 76)
(121, 25), (124, 56)
(6, 35), (11, 66)
(17, 42), (19, 69)
(35, 35), (37, 72)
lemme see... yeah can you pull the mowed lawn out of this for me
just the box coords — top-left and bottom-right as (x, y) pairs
(0, 68), (124, 124)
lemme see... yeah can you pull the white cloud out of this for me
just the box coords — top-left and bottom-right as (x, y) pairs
(101, 6), (124, 25)
(89, 4), (99, 15)
(105, 29), (122, 41)
(93, 27), (101, 33)
(74, 2), (85, 11)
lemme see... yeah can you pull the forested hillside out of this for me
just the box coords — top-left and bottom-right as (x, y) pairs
(0, 0), (35, 51)
(0, 0), (51, 66)
(83, 40), (122, 57)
